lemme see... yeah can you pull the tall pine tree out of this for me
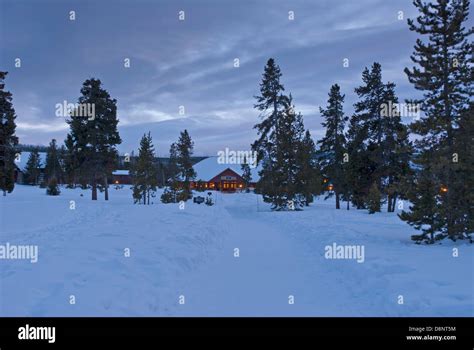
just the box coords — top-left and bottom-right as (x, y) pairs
(161, 130), (196, 203)
(317, 84), (348, 209)
(175, 130), (196, 201)
(66, 78), (121, 200)
(63, 134), (77, 188)
(241, 156), (252, 192)
(0, 72), (19, 196)
(44, 139), (62, 195)
(346, 64), (385, 210)
(297, 130), (321, 206)
(161, 143), (181, 203)
(400, 0), (473, 242)
(347, 63), (410, 212)
(345, 103), (372, 209)
(258, 96), (306, 210)
(24, 148), (42, 185)
(383, 103), (413, 212)
(454, 104), (473, 237)
(131, 132), (158, 205)
(252, 58), (289, 163)
(44, 139), (62, 184)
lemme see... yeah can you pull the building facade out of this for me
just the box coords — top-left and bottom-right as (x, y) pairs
(187, 157), (260, 192)
(112, 170), (132, 185)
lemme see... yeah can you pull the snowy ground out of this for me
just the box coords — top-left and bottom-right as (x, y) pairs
(0, 185), (472, 316)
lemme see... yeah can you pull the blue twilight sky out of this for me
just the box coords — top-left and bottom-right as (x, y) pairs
(0, 0), (472, 156)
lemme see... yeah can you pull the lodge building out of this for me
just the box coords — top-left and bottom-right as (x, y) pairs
(112, 170), (132, 185)
(188, 156), (260, 192)
(111, 157), (260, 192)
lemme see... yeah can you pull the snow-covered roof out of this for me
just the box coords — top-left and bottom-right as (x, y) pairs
(193, 156), (261, 182)
(15, 151), (47, 171)
(112, 170), (130, 176)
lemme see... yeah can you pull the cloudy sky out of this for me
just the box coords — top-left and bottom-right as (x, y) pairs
(1, 0), (471, 156)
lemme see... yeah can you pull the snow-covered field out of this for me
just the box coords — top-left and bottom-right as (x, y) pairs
(0, 185), (472, 316)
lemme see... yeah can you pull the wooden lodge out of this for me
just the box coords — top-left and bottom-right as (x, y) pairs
(187, 157), (260, 192)
(112, 170), (132, 185)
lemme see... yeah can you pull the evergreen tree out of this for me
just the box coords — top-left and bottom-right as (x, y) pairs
(400, 0), (473, 241)
(367, 182), (382, 214)
(131, 132), (158, 205)
(346, 64), (385, 210)
(0, 72), (19, 196)
(64, 133), (89, 189)
(24, 148), (42, 185)
(345, 106), (372, 209)
(101, 145), (119, 201)
(399, 156), (443, 243)
(46, 176), (60, 196)
(161, 143), (181, 203)
(297, 130), (321, 206)
(66, 78), (121, 200)
(175, 130), (196, 201)
(44, 139), (62, 185)
(258, 96), (305, 210)
(454, 104), (474, 237)
(63, 134), (76, 188)
(241, 155), (252, 192)
(252, 58), (289, 163)
(353, 63), (388, 212)
(384, 115), (413, 212)
(347, 63), (410, 212)
(317, 84), (348, 209)
(340, 155), (352, 210)
(379, 82), (413, 212)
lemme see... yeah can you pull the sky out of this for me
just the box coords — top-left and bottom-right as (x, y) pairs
(1, 0), (472, 156)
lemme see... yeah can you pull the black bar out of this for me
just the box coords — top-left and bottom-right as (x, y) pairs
(0, 317), (472, 346)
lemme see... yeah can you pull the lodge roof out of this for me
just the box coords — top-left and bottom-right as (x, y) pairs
(112, 170), (130, 176)
(193, 156), (261, 182)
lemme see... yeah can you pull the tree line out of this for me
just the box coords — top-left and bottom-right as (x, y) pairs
(251, 0), (472, 243)
(0, 76), (193, 201)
